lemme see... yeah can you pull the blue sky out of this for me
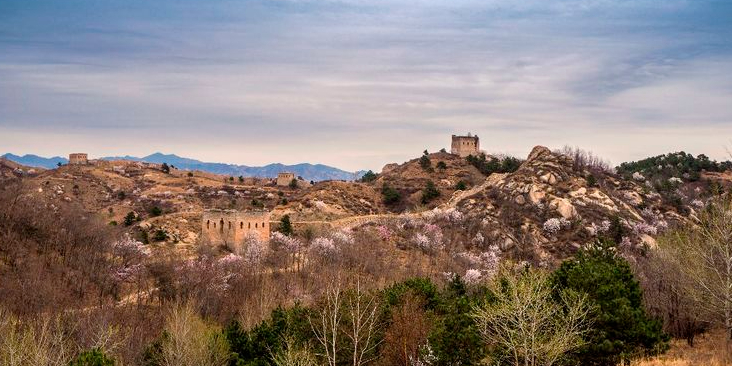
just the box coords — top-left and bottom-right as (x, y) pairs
(1, 0), (731, 171)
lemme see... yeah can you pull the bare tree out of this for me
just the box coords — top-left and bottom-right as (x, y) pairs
(658, 197), (732, 348)
(344, 279), (382, 366)
(271, 336), (318, 366)
(159, 302), (230, 366)
(310, 279), (343, 366)
(471, 266), (593, 366)
(556, 145), (612, 173)
(0, 307), (72, 366)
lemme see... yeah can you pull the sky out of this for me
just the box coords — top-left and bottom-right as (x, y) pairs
(1, 0), (731, 171)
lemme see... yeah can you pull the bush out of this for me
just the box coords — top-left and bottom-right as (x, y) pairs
(381, 184), (401, 205)
(551, 240), (668, 365)
(421, 181), (440, 204)
(466, 154), (522, 176)
(149, 206), (162, 217)
(124, 211), (137, 226)
(455, 180), (467, 191)
(289, 179), (298, 189)
(420, 150), (432, 171)
(360, 170), (378, 183)
(153, 229), (168, 242)
(187, 171), (194, 177)
(436, 161), (447, 170)
(279, 215), (293, 236)
(161, 163), (170, 174)
(69, 348), (115, 366)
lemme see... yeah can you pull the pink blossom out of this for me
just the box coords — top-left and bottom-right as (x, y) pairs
(376, 225), (392, 241)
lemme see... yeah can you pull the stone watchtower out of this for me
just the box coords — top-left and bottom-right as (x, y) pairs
(277, 172), (295, 186)
(451, 134), (480, 157)
(201, 209), (271, 249)
(68, 153), (88, 165)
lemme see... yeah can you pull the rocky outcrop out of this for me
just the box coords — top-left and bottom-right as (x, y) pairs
(445, 145), (684, 265)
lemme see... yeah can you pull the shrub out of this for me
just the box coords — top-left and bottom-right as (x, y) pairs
(421, 181), (440, 204)
(124, 211), (137, 226)
(187, 171), (193, 177)
(149, 206), (163, 217)
(360, 170), (378, 183)
(436, 161), (447, 170)
(455, 180), (467, 191)
(279, 215), (293, 236)
(161, 163), (170, 174)
(289, 179), (298, 189)
(381, 184), (401, 205)
(69, 348), (115, 366)
(466, 154), (522, 176)
(419, 151), (432, 171)
(153, 229), (168, 242)
(551, 240), (668, 365)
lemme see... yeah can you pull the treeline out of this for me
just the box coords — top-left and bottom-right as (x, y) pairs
(617, 151), (732, 182)
(465, 154), (522, 176)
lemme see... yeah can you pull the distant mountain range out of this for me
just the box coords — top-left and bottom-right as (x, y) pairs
(1, 152), (365, 182)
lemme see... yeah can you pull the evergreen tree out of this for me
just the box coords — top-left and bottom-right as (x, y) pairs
(421, 181), (440, 204)
(69, 348), (115, 366)
(279, 214), (293, 236)
(551, 240), (668, 365)
(360, 170), (378, 183)
(381, 184), (401, 205)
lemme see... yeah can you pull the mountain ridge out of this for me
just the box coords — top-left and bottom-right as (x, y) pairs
(1, 152), (364, 182)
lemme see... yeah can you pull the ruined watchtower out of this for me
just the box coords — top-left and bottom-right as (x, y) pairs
(451, 134), (480, 157)
(68, 153), (88, 165)
(277, 172), (295, 187)
(201, 209), (271, 249)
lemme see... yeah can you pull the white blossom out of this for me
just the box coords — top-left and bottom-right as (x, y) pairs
(310, 237), (338, 257)
(464, 269), (482, 285)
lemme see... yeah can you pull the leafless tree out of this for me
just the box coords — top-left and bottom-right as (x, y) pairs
(0, 307), (72, 366)
(271, 336), (318, 366)
(556, 145), (612, 173)
(658, 197), (732, 349)
(158, 302), (230, 366)
(345, 279), (382, 366)
(471, 266), (593, 366)
(310, 279), (343, 366)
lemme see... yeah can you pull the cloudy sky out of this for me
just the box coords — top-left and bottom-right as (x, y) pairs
(1, 0), (731, 171)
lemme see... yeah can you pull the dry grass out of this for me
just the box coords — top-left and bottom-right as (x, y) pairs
(637, 330), (731, 366)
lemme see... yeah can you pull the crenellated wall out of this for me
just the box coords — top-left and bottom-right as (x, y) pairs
(201, 209), (271, 249)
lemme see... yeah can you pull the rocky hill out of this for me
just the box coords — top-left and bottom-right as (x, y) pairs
(432, 146), (718, 265)
(369, 151), (486, 210)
